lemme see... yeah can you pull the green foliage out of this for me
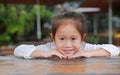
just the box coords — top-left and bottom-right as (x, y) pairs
(0, 4), (54, 44)
(0, 33), (10, 42)
(0, 4), (36, 42)
(86, 35), (99, 44)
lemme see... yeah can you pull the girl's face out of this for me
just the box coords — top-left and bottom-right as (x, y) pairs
(52, 19), (84, 57)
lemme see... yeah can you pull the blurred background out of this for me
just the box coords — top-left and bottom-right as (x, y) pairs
(0, 0), (120, 55)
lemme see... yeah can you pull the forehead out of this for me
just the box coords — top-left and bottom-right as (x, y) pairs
(56, 20), (81, 35)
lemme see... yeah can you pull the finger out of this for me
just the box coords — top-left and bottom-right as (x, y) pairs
(57, 54), (67, 59)
(52, 52), (66, 59)
(54, 49), (67, 59)
(68, 55), (76, 59)
(69, 53), (83, 59)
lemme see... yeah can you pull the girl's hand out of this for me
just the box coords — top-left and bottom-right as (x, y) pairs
(44, 48), (67, 59)
(68, 50), (92, 58)
(69, 48), (110, 58)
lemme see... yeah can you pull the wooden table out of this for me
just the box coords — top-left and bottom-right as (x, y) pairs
(0, 55), (120, 75)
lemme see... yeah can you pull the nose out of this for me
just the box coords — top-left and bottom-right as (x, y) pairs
(65, 41), (72, 47)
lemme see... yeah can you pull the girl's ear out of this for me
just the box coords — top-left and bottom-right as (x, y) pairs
(50, 33), (54, 40)
(83, 33), (87, 41)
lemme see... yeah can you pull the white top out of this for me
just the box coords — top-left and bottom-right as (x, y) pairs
(14, 42), (120, 59)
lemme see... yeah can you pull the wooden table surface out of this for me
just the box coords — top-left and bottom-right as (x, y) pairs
(0, 55), (120, 75)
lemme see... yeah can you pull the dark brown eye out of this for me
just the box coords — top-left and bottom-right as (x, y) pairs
(60, 38), (64, 40)
(72, 38), (77, 40)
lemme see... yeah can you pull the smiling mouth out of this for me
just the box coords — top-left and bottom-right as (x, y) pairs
(63, 50), (74, 54)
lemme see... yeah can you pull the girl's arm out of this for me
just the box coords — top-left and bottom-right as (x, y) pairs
(30, 49), (66, 59)
(14, 43), (65, 59)
(84, 43), (120, 57)
(70, 43), (120, 58)
(80, 48), (111, 57)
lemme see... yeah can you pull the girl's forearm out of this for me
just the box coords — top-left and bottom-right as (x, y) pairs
(86, 48), (111, 57)
(30, 50), (48, 58)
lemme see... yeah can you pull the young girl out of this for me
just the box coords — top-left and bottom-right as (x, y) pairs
(14, 11), (120, 59)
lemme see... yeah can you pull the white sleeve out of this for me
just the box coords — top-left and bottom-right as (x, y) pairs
(84, 43), (120, 56)
(14, 42), (55, 59)
(14, 45), (37, 59)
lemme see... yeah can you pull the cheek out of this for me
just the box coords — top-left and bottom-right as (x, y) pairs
(74, 43), (80, 49)
(55, 42), (63, 49)
(74, 41), (82, 50)
(53, 39), (63, 49)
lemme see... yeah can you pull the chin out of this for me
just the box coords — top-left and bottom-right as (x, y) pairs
(64, 53), (74, 57)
